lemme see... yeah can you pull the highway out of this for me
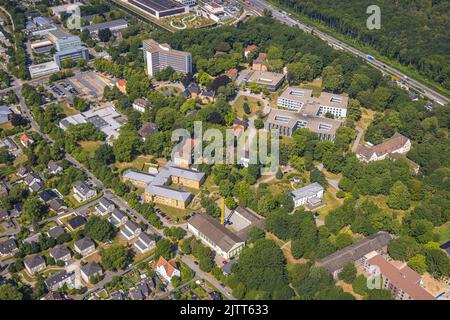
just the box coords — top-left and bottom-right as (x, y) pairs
(245, 0), (449, 106)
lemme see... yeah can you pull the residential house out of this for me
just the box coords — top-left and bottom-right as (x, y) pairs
(356, 133), (412, 162)
(364, 252), (434, 300)
(252, 53), (268, 71)
(183, 82), (200, 99)
(0, 182), (8, 198)
(39, 190), (57, 203)
(24, 173), (43, 193)
(129, 282), (150, 300)
(137, 122), (158, 141)
(244, 44), (257, 58)
(0, 238), (18, 257)
(16, 166), (29, 178)
(109, 208), (128, 227)
(81, 261), (103, 283)
(199, 90), (215, 103)
(48, 160), (63, 174)
(290, 182), (325, 209)
(132, 98), (150, 113)
(47, 225), (65, 239)
(67, 215), (87, 230)
(0, 208), (7, 221)
(41, 292), (67, 300)
(95, 197), (115, 216)
(72, 181), (97, 202)
(49, 245), (71, 263)
(155, 256), (181, 283)
(316, 231), (394, 279)
(48, 198), (67, 213)
(225, 68), (238, 81)
(24, 255), (46, 274)
(45, 270), (75, 291)
(134, 232), (155, 254)
(120, 219), (141, 240)
(0, 105), (12, 124)
(20, 134), (34, 147)
(74, 238), (95, 256)
(187, 214), (245, 259)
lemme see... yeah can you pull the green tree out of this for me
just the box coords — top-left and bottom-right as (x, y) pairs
(407, 255), (427, 274)
(154, 239), (175, 260)
(387, 181), (411, 210)
(425, 249), (450, 279)
(338, 262), (357, 284)
(101, 245), (134, 271)
(365, 289), (393, 300)
(0, 284), (23, 300)
(84, 216), (116, 242)
(113, 128), (141, 162)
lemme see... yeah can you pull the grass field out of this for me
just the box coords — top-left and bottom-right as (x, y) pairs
(0, 122), (13, 130)
(62, 103), (79, 116)
(435, 222), (450, 244)
(79, 141), (103, 156)
(317, 189), (344, 221)
(116, 155), (154, 172)
(233, 95), (264, 118)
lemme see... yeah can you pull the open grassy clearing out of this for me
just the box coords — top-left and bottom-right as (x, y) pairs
(232, 95), (264, 118)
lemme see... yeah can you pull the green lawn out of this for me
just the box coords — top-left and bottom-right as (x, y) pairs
(155, 203), (193, 221)
(233, 95), (264, 118)
(435, 222), (450, 244)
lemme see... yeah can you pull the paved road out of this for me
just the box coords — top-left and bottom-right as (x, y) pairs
(315, 163), (340, 191)
(180, 255), (235, 300)
(352, 126), (364, 153)
(245, 0), (449, 106)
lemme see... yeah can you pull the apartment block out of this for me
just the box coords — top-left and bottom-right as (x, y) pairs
(143, 39), (192, 76)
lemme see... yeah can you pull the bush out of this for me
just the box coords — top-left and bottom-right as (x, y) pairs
(352, 275), (368, 296)
(338, 262), (357, 284)
(336, 190), (346, 198)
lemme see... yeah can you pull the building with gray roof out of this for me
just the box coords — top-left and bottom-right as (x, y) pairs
(187, 214), (245, 259)
(316, 231), (394, 278)
(83, 19), (128, 34)
(45, 270), (75, 291)
(291, 182), (324, 208)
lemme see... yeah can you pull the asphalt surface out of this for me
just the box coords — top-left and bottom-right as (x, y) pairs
(245, 0), (449, 106)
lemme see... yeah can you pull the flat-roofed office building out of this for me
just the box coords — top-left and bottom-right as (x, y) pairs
(264, 108), (342, 141)
(277, 87), (313, 112)
(29, 61), (60, 79)
(47, 29), (82, 52)
(129, 0), (188, 19)
(143, 39), (192, 76)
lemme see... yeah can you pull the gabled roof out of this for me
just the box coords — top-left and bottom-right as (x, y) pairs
(68, 215), (87, 229)
(44, 270), (72, 288)
(0, 238), (18, 255)
(367, 254), (433, 300)
(24, 254), (45, 269)
(48, 160), (62, 172)
(50, 245), (70, 260)
(49, 198), (67, 211)
(75, 237), (95, 251)
(73, 181), (93, 196)
(81, 261), (102, 277)
(188, 214), (244, 252)
(317, 231), (394, 273)
(138, 122), (158, 137)
(47, 225), (65, 238)
(156, 256), (179, 278)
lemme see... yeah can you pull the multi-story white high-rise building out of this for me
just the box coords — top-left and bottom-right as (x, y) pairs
(47, 29), (81, 52)
(143, 39), (192, 76)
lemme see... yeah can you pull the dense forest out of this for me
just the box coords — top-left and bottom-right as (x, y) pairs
(271, 0), (450, 92)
